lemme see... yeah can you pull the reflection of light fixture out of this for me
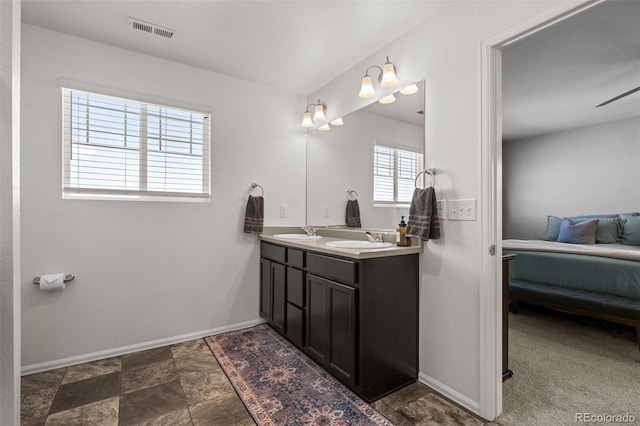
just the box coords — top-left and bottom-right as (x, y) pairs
(379, 94), (396, 104)
(300, 99), (327, 128)
(318, 123), (331, 131)
(330, 117), (344, 126)
(400, 83), (418, 95)
(358, 56), (399, 98)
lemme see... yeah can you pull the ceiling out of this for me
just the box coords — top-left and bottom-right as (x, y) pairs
(21, 1), (639, 139)
(502, 0), (640, 141)
(21, 0), (447, 96)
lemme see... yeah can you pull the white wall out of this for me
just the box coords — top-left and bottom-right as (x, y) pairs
(1, 0), (21, 422)
(307, 110), (422, 229)
(307, 0), (564, 416)
(503, 117), (640, 239)
(21, 24), (306, 369)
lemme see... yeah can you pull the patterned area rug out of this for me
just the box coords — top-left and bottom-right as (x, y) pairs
(205, 324), (393, 426)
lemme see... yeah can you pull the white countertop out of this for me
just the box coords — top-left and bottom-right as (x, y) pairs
(260, 227), (423, 260)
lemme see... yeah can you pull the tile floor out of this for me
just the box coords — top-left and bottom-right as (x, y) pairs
(21, 336), (494, 425)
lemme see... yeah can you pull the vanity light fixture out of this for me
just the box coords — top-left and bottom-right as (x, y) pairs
(358, 56), (399, 98)
(379, 94), (396, 105)
(318, 123), (331, 131)
(330, 117), (344, 126)
(301, 99), (327, 128)
(400, 83), (419, 95)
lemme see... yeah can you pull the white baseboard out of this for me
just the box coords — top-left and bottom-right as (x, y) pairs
(21, 318), (265, 376)
(418, 372), (481, 416)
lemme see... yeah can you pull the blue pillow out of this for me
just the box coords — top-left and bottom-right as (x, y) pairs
(621, 216), (640, 246)
(570, 217), (622, 243)
(543, 216), (563, 241)
(557, 219), (598, 244)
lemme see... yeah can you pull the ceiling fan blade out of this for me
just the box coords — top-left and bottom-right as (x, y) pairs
(596, 86), (640, 107)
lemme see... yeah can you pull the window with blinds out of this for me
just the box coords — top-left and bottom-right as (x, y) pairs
(373, 144), (423, 204)
(62, 88), (211, 200)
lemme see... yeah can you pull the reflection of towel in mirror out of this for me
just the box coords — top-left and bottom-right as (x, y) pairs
(346, 199), (362, 228)
(406, 187), (441, 241)
(244, 195), (264, 233)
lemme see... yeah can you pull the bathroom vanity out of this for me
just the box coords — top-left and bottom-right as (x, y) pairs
(259, 228), (420, 402)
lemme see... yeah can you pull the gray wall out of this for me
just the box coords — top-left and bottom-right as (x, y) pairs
(503, 117), (640, 239)
(1, 1), (21, 423)
(21, 24), (306, 370)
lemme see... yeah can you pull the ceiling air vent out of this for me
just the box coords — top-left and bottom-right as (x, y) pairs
(128, 17), (176, 40)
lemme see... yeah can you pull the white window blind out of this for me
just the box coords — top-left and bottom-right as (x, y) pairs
(62, 88), (211, 200)
(373, 144), (423, 204)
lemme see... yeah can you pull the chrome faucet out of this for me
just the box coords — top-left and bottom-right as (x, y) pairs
(301, 226), (319, 236)
(365, 231), (385, 242)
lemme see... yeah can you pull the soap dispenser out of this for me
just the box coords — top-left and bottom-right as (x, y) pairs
(396, 216), (411, 247)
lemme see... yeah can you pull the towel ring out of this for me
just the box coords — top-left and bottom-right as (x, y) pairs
(347, 188), (358, 201)
(415, 168), (435, 189)
(249, 183), (264, 196)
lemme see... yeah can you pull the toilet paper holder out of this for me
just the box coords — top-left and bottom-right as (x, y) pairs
(33, 274), (75, 285)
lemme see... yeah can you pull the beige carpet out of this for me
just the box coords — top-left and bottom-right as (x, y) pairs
(497, 306), (639, 426)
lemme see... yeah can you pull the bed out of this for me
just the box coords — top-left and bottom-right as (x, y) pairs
(503, 213), (640, 354)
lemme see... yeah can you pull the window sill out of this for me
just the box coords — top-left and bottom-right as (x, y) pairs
(373, 203), (411, 208)
(62, 192), (211, 203)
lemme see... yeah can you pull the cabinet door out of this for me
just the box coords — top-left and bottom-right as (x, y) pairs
(270, 262), (287, 334)
(306, 274), (357, 386)
(259, 258), (271, 321)
(306, 274), (329, 364)
(326, 280), (357, 385)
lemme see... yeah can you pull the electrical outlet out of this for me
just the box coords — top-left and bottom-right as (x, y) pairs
(323, 206), (330, 219)
(448, 199), (476, 221)
(280, 205), (288, 218)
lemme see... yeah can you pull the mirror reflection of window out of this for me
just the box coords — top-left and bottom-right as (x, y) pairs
(373, 144), (423, 205)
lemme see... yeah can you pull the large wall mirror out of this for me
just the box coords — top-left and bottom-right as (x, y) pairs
(306, 80), (425, 230)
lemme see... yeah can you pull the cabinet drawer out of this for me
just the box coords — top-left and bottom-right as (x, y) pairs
(286, 303), (305, 347)
(287, 248), (305, 268)
(261, 242), (286, 263)
(287, 267), (305, 307)
(307, 253), (358, 284)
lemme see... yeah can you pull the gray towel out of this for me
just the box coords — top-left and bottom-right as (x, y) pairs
(406, 187), (441, 241)
(346, 199), (361, 228)
(244, 195), (264, 233)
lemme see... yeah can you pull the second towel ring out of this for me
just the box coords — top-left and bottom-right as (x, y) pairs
(249, 183), (264, 196)
(415, 168), (436, 189)
(347, 188), (358, 201)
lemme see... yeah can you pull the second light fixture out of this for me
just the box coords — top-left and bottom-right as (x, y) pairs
(359, 56), (399, 98)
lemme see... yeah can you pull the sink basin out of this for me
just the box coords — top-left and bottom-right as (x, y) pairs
(326, 240), (393, 249)
(273, 234), (322, 240)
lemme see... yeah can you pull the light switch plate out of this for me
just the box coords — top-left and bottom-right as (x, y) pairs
(280, 205), (288, 218)
(448, 199), (477, 221)
(323, 206), (330, 219)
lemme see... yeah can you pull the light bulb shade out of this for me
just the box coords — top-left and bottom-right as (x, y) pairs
(330, 117), (344, 126)
(359, 75), (376, 98)
(318, 124), (331, 131)
(314, 104), (326, 122)
(379, 94), (396, 104)
(301, 111), (313, 128)
(380, 61), (399, 88)
(400, 83), (418, 95)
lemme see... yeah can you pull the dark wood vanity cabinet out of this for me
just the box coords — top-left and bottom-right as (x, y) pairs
(260, 241), (419, 402)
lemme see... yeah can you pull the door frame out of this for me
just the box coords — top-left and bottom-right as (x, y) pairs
(478, 0), (605, 419)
